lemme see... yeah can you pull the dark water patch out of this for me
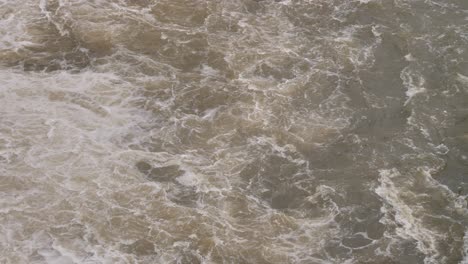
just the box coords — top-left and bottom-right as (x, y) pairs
(396, 240), (427, 264)
(298, 139), (356, 170)
(174, 249), (202, 264)
(358, 32), (408, 98)
(123, 0), (154, 8)
(252, 56), (307, 82)
(433, 118), (468, 194)
(151, 0), (209, 28)
(360, 258), (399, 264)
(173, 84), (235, 116)
(323, 238), (352, 261)
(342, 234), (373, 248)
(166, 184), (199, 208)
(334, 199), (385, 236)
(136, 161), (199, 207)
(0, 21), (114, 71)
(351, 106), (411, 140)
(120, 239), (156, 256)
(136, 161), (184, 182)
(239, 155), (313, 210)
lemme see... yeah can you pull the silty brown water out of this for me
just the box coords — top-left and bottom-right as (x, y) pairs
(0, 0), (467, 263)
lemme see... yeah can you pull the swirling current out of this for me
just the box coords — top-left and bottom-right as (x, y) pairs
(0, 0), (467, 263)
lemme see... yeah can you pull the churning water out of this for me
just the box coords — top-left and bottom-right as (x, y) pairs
(0, 0), (467, 263)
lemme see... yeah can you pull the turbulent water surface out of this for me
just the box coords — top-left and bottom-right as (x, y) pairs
(1, 0), (468, 263)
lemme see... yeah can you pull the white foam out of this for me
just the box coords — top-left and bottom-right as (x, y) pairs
(0, 65), (155, 261)
(175, 170), (200, 187)
(202, 107), (220, 121)
(37, 249), (74, 264)
(376, 166), (468, 263)
(375, 169), (441, 263)
(401, 67), (427, 105)
(404, 53), (416, 61)
(462, 230), (468, 264)
(457, 73), (468, 92)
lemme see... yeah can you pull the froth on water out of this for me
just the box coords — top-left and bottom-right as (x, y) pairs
(0, 0), (467, 263)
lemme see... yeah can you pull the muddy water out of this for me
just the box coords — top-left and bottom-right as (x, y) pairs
(0, 0), (467, 263)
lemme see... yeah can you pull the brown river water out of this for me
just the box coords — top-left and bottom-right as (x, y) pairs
(0, 0), (467, 263)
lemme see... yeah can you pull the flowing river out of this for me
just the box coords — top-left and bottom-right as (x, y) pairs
(0, 0), (467, 263)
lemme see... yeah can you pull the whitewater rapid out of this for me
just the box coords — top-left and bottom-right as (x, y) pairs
(0, 0), (467, 263)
